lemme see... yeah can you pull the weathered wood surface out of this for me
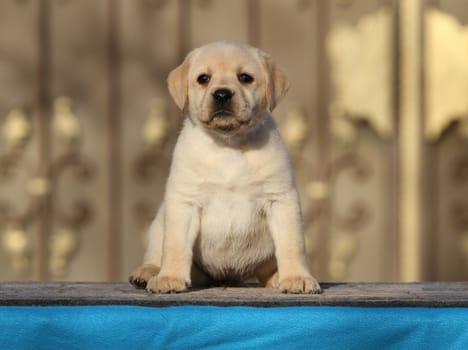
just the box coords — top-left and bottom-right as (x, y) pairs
(0, 282), (467, 307)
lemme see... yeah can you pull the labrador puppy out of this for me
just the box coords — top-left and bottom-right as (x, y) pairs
(129, 41), (321, 294)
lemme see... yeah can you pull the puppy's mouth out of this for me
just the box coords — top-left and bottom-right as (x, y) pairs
(202, 109), (251, 133)
(210, 109), (234, 119)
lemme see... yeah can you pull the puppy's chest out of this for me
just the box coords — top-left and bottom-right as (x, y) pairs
(195, 152), (265, 227)
(196, 159), (271, 251)
(196, 151), (267, 212)
(200, 150), (254, 187)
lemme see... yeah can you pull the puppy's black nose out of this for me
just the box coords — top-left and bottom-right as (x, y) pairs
(213, 89), (233, 104)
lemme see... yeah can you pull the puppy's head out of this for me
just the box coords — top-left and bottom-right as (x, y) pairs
(167, 41), (289, 137)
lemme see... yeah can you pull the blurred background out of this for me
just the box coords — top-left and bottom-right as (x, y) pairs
(0, 0), (467, 282)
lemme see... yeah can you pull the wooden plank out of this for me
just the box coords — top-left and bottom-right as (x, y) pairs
(0, 282), (467, 307)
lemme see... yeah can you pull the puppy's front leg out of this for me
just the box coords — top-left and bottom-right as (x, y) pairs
(146, 199), (199, 293)
(268, 191), (321, 294)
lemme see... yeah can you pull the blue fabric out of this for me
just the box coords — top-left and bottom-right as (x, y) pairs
(0, 306), (467, 350)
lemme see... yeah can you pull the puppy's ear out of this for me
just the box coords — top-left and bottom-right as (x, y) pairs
(167, 53), (192, 111)
(257, 50), (290, 111)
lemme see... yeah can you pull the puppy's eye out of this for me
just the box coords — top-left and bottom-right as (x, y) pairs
(238, 73), (254, 84)
(197, 74), (210, 85)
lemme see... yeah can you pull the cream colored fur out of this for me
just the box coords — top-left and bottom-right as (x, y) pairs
(129, 41), (320, 294)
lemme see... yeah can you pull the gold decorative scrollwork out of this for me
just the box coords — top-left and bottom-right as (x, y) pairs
(303, 149), (372, 281)
(0, 107), (32, 274)
(327, 155), (371, 280)
(425, 8), (468, 141)
(0, 199), (34, 275)
(278, 107), (308, 152)
(2, 223), (30, 274)
(2, 108), (30, 150)
(326, 7), (392, 280)
(133, 98), (171, 247)
(306, 181), (329, 201)
(329, 230), (359, 280)
(53, 96), (81, 147)
(49, 96), (93, 277)
(49, 227), (78, 277)
(327, 7), (394, 140)
(0, 108), (31, 178)
(142, 98), (169, 149)
(0, 97), (93, 278)
(27, 177), (51, 197)
(134, 98), (170, 181)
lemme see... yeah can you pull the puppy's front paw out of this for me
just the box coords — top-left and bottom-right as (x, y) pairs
(147, 275), (189, 293)
(129, 264), (160, 289)
(279, 275), (321, 294)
